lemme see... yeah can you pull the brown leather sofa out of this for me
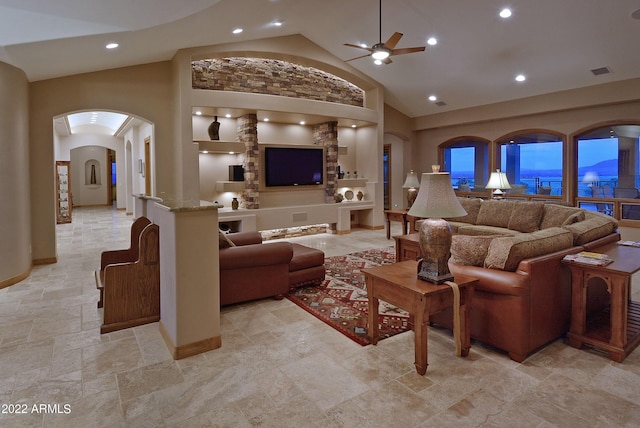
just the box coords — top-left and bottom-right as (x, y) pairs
(432, 232), (619, 362)
(219, 231), (326, 306)
(424, 199), (621, 362)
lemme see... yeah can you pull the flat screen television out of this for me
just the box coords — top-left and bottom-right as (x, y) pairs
(264, 146), (324, 187)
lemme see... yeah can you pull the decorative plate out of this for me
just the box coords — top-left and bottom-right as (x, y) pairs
(345, 190), (354, 200)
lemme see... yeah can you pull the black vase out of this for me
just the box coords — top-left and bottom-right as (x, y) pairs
(208, 116), (220, 140)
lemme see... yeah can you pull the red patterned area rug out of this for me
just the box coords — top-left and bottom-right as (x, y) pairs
(287, 247), (410, 345)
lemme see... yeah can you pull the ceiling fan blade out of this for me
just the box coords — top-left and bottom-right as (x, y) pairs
(391, 46), (426, 56)
(343, 43), (372, 52)
(345, 53), (372, 62)
(383, 32), (403, 50)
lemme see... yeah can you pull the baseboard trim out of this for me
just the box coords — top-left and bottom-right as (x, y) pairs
(159, 321), (222, 360)
(33, 257), (57, 265)
(0, 265), (32, 289)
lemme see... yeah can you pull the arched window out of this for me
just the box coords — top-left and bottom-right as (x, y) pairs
(496, 130), (565, 196)
(574, 123), (640, 219)
(440, 137), (489, 192)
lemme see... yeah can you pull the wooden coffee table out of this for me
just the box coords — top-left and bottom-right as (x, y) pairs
(362, 260), (477, 375)
(563, 242), (640, 362)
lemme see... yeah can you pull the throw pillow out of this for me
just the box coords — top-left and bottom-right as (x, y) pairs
(484, 227), (573, 271)
(540, 204), (585, 229)
(475, 199), (516, 228)
(507, 201), (545, 233)
(450, 235), (496, 267)
(219, 231), (236, 249)
(445, 197), (482, 224)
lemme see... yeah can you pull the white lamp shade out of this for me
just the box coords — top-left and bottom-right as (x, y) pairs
(485, 170), (511, 190)
(582, 171), (599, 183)
(408, 173), (467, 219)
(402, 170), (420, 189)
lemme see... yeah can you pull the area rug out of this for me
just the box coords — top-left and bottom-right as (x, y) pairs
(287, 246), (411, 345)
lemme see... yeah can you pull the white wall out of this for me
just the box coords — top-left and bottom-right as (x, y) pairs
(70, 146), (108, 206)
(0, 61), (31, 285)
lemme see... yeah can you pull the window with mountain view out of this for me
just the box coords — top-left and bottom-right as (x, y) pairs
(496, 132), (564, 196)
(576, 124), (640, 219)
(441, 138), (489, 192)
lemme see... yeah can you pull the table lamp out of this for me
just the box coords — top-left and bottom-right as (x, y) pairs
(408, 166), (467, 283)
(402, 170), (421, 208)
(485, 169), (511, 199)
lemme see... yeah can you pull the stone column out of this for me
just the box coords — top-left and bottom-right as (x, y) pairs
(237, 114), (259, 209)
(313, 121), (339, 204)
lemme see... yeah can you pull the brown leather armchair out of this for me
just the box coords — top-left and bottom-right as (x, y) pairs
(219, 231), (293, 306)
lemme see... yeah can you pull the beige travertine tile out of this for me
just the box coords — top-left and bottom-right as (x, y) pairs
(2, 206), (640, 427)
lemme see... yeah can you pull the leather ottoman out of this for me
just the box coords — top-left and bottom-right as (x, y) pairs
(289, 243), (326, 288)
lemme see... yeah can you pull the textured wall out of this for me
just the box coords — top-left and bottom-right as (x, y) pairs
(313, 121), (339, 203)
(237, 114), (259, 209)
(192, 58), (364, 107)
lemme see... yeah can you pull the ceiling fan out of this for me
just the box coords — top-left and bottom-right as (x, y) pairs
(344, 0), (426, 64)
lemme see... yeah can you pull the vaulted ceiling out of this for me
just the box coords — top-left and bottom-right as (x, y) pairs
(2, 0), (640, 119)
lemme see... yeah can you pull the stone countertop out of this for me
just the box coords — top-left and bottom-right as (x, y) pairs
(155, 200), (223, 213)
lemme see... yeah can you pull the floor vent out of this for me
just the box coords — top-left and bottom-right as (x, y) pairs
(591, 66), (612, 76)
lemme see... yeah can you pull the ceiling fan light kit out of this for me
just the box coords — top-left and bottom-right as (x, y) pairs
(344, 0), (425, 64)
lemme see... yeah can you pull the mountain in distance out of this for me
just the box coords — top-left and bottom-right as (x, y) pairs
(455, 159), (618, 178)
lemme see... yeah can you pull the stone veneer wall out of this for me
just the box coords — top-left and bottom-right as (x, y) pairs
(192, 58), (364, 107)
(313, 121), (339, 204)
(237, 114), (259, 209)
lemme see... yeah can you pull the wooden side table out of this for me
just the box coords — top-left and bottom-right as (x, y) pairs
(394, 233), (421, 262)
(363, 260), (477, 375)
(383, 209), (408, 239)
(562, 242), (640, 362)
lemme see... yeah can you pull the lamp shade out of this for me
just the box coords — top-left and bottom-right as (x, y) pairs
(402, 170), (420, 189)
(485, 170), (511, 190)
(408, 173), (467, 219)
(582, 171), (599, 183)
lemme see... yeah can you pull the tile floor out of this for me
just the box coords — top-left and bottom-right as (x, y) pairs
(1, 206), (640, 427)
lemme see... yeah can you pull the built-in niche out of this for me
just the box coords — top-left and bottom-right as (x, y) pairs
(85, 159), (101, 186)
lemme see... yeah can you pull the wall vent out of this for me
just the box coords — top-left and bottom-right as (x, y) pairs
(590, 66), (612, 76)
(435, 101), (447, 107)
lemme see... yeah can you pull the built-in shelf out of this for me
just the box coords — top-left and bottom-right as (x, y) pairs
(196, 140), (245, 154)
(216, 181), (245, 192)
(337, 178), (367, 188)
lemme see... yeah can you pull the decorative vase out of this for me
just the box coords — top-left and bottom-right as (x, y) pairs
(208, 116), (220, 140)
(357, 191), (364, 201)
(231, 197), (239, 210)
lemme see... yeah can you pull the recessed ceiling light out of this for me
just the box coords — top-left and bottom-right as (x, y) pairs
(299, 121), (306, 125)
(272, 20), (283, 27)
(428, 95), (437, 102)
(515, 74), (526, 82)
(499, 8), (512, 18)
(225, 113), (231, 118)
(351, 124), (357, 128)
(229, 152), (235, 155)
(195, 111), (202, 115)
(106, 43), (119, 49)
(232, 28), (243, 34)
(427, 37), (438, 46)
(359, 43), (368, 48)
(202, 150), (208, 154)
(263, 118), (269, 122)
